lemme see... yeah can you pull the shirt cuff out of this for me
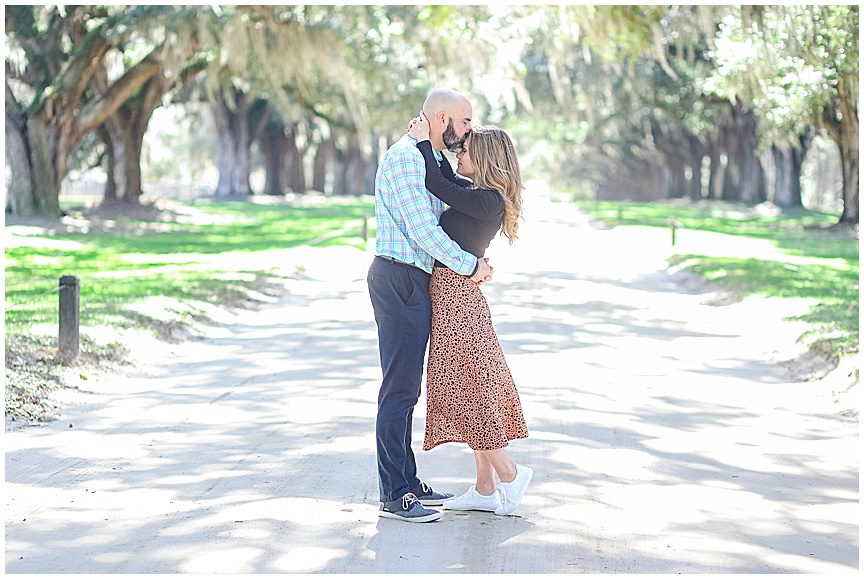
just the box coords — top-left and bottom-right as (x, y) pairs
(468, 258), (479, 278)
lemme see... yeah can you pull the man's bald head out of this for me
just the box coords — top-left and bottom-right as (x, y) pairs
(422, 88), (473, 153)
(423, 88), (470, 119)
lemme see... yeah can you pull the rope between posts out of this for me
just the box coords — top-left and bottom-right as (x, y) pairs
(305, 222), (360, 247)
(4, 284), (68, 311)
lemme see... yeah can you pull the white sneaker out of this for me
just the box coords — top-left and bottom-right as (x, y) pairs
(495, 464), (533, 515)
(442, 485), (502, 512)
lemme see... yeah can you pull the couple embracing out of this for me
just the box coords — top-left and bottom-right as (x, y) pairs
(367, 88), (532, 523)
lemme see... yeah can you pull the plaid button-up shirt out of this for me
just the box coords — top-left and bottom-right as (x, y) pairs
(373, 135), (478, 276)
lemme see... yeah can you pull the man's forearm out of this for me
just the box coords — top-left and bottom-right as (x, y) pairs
(397, 192), (477, 275)
(411, 222), (477, 275)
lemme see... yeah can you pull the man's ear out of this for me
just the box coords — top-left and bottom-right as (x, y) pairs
(435, 111), (448, 127)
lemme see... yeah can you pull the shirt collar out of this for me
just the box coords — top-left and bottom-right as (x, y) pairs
(407, 134), (443, 164)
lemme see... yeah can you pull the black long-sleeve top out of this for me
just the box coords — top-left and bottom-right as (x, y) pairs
(416, 140), (505, 269)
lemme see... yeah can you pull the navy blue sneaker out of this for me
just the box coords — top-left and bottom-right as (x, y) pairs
(379, 493), (441, 523)
(411, 481), (454, 506)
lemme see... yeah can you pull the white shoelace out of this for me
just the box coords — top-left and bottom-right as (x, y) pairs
(402, 493), (418, 511)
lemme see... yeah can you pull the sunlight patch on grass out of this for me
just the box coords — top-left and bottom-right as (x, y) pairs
(28, 255), (68, 267)
(5, 228), (86, 250)
(4, 196), (374, 340)
(671, 228), (852, 269)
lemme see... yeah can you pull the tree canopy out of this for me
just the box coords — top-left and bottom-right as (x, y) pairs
(4, 4), (858, 223)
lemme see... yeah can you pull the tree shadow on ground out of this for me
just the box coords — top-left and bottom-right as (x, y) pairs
(5, 265), (858, 573)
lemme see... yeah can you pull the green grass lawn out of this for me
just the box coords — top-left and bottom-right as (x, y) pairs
(5, 196), (375, 337)
(6, 193), (857, 421)
(580, 199), (859, 359)
(4, 195), (375, 422)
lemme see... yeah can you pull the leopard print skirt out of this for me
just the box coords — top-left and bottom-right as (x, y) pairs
(423, 266), (529, 451)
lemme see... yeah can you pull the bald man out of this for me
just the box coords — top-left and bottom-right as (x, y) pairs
(367, 88), (493, 522)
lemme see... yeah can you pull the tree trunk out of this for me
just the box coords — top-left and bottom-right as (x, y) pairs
(284, 128), (306, 193)
(771, 132), (812, 209)
(835, 79), (859, 225)
(686, 163), (701, 201)
(687, 141), (705, 201)
(597, 159), (663, 201)
(98, 56), (204, 204)
(332, 141), (347, 195)
(721, 145), (741, 201)
(5, 40), (161, 216)
(727, 158), (768, 203)
(99, 124), (117, 201)
(364, 132), (379, 197)
(665, 154), (687, 199)
(772, 145), (802, 209)
(343, 138), (366, 195)
(25, 115), (64, 216)
(706, 145), (724, 200)
(312, 137), (334, 193)
(836, 133), (860, 224)
(749, 158), (767, 204)
(723, 103), (766, 204)
(4, 104), (36, 215)
(100, 116), (143, 204)
(98, 73), (166, 205)
(261, 122), (287, 196)
(211, 87), (252, 198)
(649, 120), (694, 200)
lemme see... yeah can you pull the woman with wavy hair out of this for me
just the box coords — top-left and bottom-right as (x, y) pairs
(407, 114), (532, 516)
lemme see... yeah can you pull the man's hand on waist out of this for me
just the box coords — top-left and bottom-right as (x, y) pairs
(469, 257), (493, 285)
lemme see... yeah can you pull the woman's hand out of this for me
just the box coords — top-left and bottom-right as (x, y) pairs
(406, 111), (431, 142)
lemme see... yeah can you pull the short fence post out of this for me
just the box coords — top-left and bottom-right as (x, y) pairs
(59, 275), (80, 360)
(668, 216), (680, 246)
(361, 215), (369, 242)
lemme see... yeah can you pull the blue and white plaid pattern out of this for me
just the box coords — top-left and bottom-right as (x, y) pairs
(374, 135), (477, 276)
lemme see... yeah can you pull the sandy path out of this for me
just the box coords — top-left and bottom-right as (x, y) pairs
(5, 190), (858, 573)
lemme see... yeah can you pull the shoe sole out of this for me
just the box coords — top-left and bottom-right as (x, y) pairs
(495, 467), (534, 516)
(378, 510), (442, 523)
(442, 504), (499, 512)
(418, 498), (451, 507)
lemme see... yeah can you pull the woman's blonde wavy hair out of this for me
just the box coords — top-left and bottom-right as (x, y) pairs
(464, 126), (524, 244)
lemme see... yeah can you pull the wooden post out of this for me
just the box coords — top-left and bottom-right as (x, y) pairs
(59, 275), (80, 360)
(668, 216), (680, 246)
(361, 215), (368, 243)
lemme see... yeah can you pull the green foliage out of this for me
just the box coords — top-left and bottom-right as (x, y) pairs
(417, 6), (454, 29)
(706, 5), (859, 144)
(568, 5), (657, 61)
(5, 5), (857, 219)
(512, 6), (734, 199)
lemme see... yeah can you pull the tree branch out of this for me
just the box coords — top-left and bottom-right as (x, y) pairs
(74, 48), (163, 139)
(29, 22), (113, 118)
(651, 23), (679, 81)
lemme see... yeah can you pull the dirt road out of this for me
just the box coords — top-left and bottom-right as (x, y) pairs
(5, 190), (858, 573)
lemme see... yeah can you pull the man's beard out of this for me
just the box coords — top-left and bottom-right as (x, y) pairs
(442, 119), (468, 153)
